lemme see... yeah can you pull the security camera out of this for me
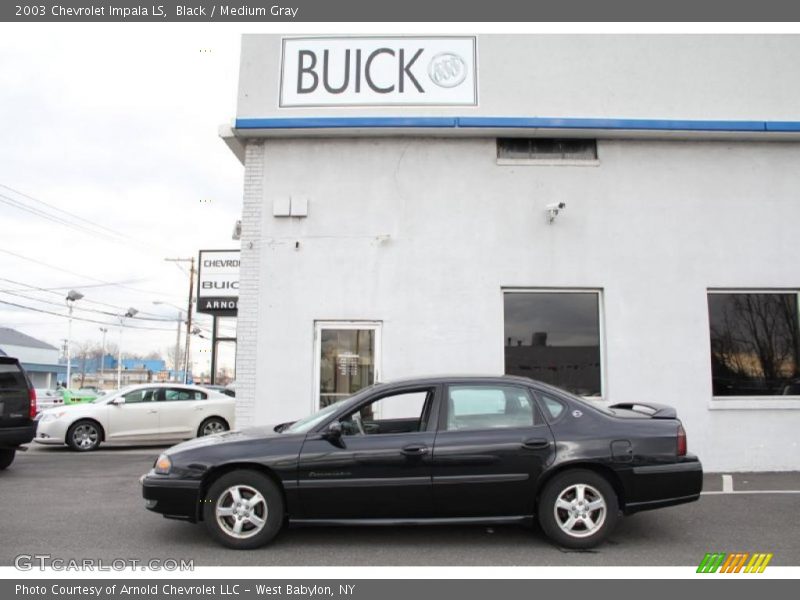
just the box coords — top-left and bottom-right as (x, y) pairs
(545, 202), (566, 224)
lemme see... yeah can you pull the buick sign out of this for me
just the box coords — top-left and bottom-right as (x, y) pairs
(280, 37), (477, 107)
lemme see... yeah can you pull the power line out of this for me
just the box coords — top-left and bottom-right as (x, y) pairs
(0, 277), (169, 318)
(0, 278), (154, 295)
(0, 247), (185, 300)
(0, 182), (148, 246)
(0, 193), (128, 246)
(0, 299), (177, 331)
(0, 289), (176, 322)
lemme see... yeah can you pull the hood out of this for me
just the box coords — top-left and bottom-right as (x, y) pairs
(164, 424), (290, 455)
(40, 403), (99, 418)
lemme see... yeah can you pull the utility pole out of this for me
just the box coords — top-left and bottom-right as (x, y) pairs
(99, 327), (108, 379)
(173, 317), (182, 382)
(165, 256), (195, 384)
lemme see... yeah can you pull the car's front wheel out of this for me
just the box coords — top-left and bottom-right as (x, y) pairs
(203, 470), (284, 549)
(66, 420), (102, 451)
(0, 449), (15, 470)
(538, 469), (619, 549)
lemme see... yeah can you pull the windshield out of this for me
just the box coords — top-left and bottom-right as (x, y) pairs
(283, 400), (347, 434)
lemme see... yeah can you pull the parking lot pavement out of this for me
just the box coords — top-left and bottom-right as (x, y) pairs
(1, 447), (798, 567)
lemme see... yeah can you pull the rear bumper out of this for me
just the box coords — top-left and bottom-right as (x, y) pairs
(0, 422), (37, 448)
(623, 456), (703, 514)
(140, 472), (202, 522)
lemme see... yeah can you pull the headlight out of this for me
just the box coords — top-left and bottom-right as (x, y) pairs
(154, 454), (172, 475)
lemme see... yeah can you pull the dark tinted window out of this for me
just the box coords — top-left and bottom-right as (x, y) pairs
(498, 138), (597, 161)
(708, 293), (800, 396)
(504, 292), (602, 396)
(0, 363), (26, 391)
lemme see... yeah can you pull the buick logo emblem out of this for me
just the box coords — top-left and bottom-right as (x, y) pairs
(427, 52), (467, 88)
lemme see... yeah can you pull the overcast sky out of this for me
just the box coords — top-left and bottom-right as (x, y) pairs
(0, 25), (248, 374)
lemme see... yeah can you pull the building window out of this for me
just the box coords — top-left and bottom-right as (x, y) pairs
(708, 292), (800, 397)
(503, 291), (603, 397)
(497, 138), (598, 164)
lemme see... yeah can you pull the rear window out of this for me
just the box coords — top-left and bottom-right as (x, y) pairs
(0, 363), (27, 390)
(534, 382), (616, 417)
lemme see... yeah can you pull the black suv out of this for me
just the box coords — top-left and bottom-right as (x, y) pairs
(0, 356), (37, 469)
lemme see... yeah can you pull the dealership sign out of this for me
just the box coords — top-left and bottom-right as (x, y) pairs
(197, 250), (239, 316)
(280, 37), (477, 107)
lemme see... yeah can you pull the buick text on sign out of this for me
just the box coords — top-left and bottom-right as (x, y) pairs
(279, 36), (477, 107)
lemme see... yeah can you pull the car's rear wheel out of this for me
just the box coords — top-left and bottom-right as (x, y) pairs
(198, 417), (229, 437)
(203, 470), (284, 549)
(66, 420), (102, 452)
(0, 449), (15, 470)
(538, 469), (619, 549)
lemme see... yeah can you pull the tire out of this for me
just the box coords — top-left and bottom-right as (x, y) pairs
(203, 470), (284, 549)
(538, 469), (619, 549)
(0, 449), (15, 470)
(66, 420), (102, 452)
(198, 417), (229, 437)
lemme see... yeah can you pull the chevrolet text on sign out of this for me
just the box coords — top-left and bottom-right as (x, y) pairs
(280, 37), (478, 107)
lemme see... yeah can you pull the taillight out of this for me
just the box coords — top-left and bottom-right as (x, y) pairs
(29, 388), (37, 418)
(677, 423), (687, 456)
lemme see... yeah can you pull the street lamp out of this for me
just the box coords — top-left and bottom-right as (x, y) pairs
(65, 290), (84, 390)
(116, 307), (138, 390)
(153, 301), (184, 382)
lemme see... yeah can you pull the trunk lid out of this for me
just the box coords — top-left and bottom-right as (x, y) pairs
(608, 402), (677, 419)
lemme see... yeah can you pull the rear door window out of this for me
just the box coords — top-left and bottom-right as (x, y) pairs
(445, 385), (539, 430)
(162, 388), (207, 401)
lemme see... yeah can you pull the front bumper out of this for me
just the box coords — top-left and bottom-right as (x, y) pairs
(34, 419), (69, 445)
(0, 422), (37, 448)
(141, 472), (202, 522)
(623, 455), (703, 514)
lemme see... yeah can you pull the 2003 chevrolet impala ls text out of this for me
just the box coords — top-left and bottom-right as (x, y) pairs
(141, 376), (702, 549)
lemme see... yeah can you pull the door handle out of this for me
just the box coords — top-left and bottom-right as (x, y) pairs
(148, 409), (158, 414)
(400, 444), (429, 457)
(522, 437), (551, 450)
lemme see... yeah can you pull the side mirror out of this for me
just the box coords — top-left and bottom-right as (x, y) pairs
(323, 421), (344, 446)
(326, 421), (343, 439)
(110, 397), (126, 406)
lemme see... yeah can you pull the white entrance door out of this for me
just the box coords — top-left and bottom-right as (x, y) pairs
(312, 321), (382, 411)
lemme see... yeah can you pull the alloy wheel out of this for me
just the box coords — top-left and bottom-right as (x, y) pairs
(72, 424), (99, 450)
(202, 420), (227, 436)
(553, 483), (607, 538)
(215, 485), (268, 539)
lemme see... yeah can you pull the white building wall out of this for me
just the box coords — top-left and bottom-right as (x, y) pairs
(231, 34), (800, 472)
(233, 141), (266, 429)
(239, 136), (800, 472)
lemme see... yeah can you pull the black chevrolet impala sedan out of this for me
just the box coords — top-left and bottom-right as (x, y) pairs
(141, 376), (702, 549)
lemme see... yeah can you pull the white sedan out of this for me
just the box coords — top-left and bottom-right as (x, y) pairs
(35, 384), (235, 451)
